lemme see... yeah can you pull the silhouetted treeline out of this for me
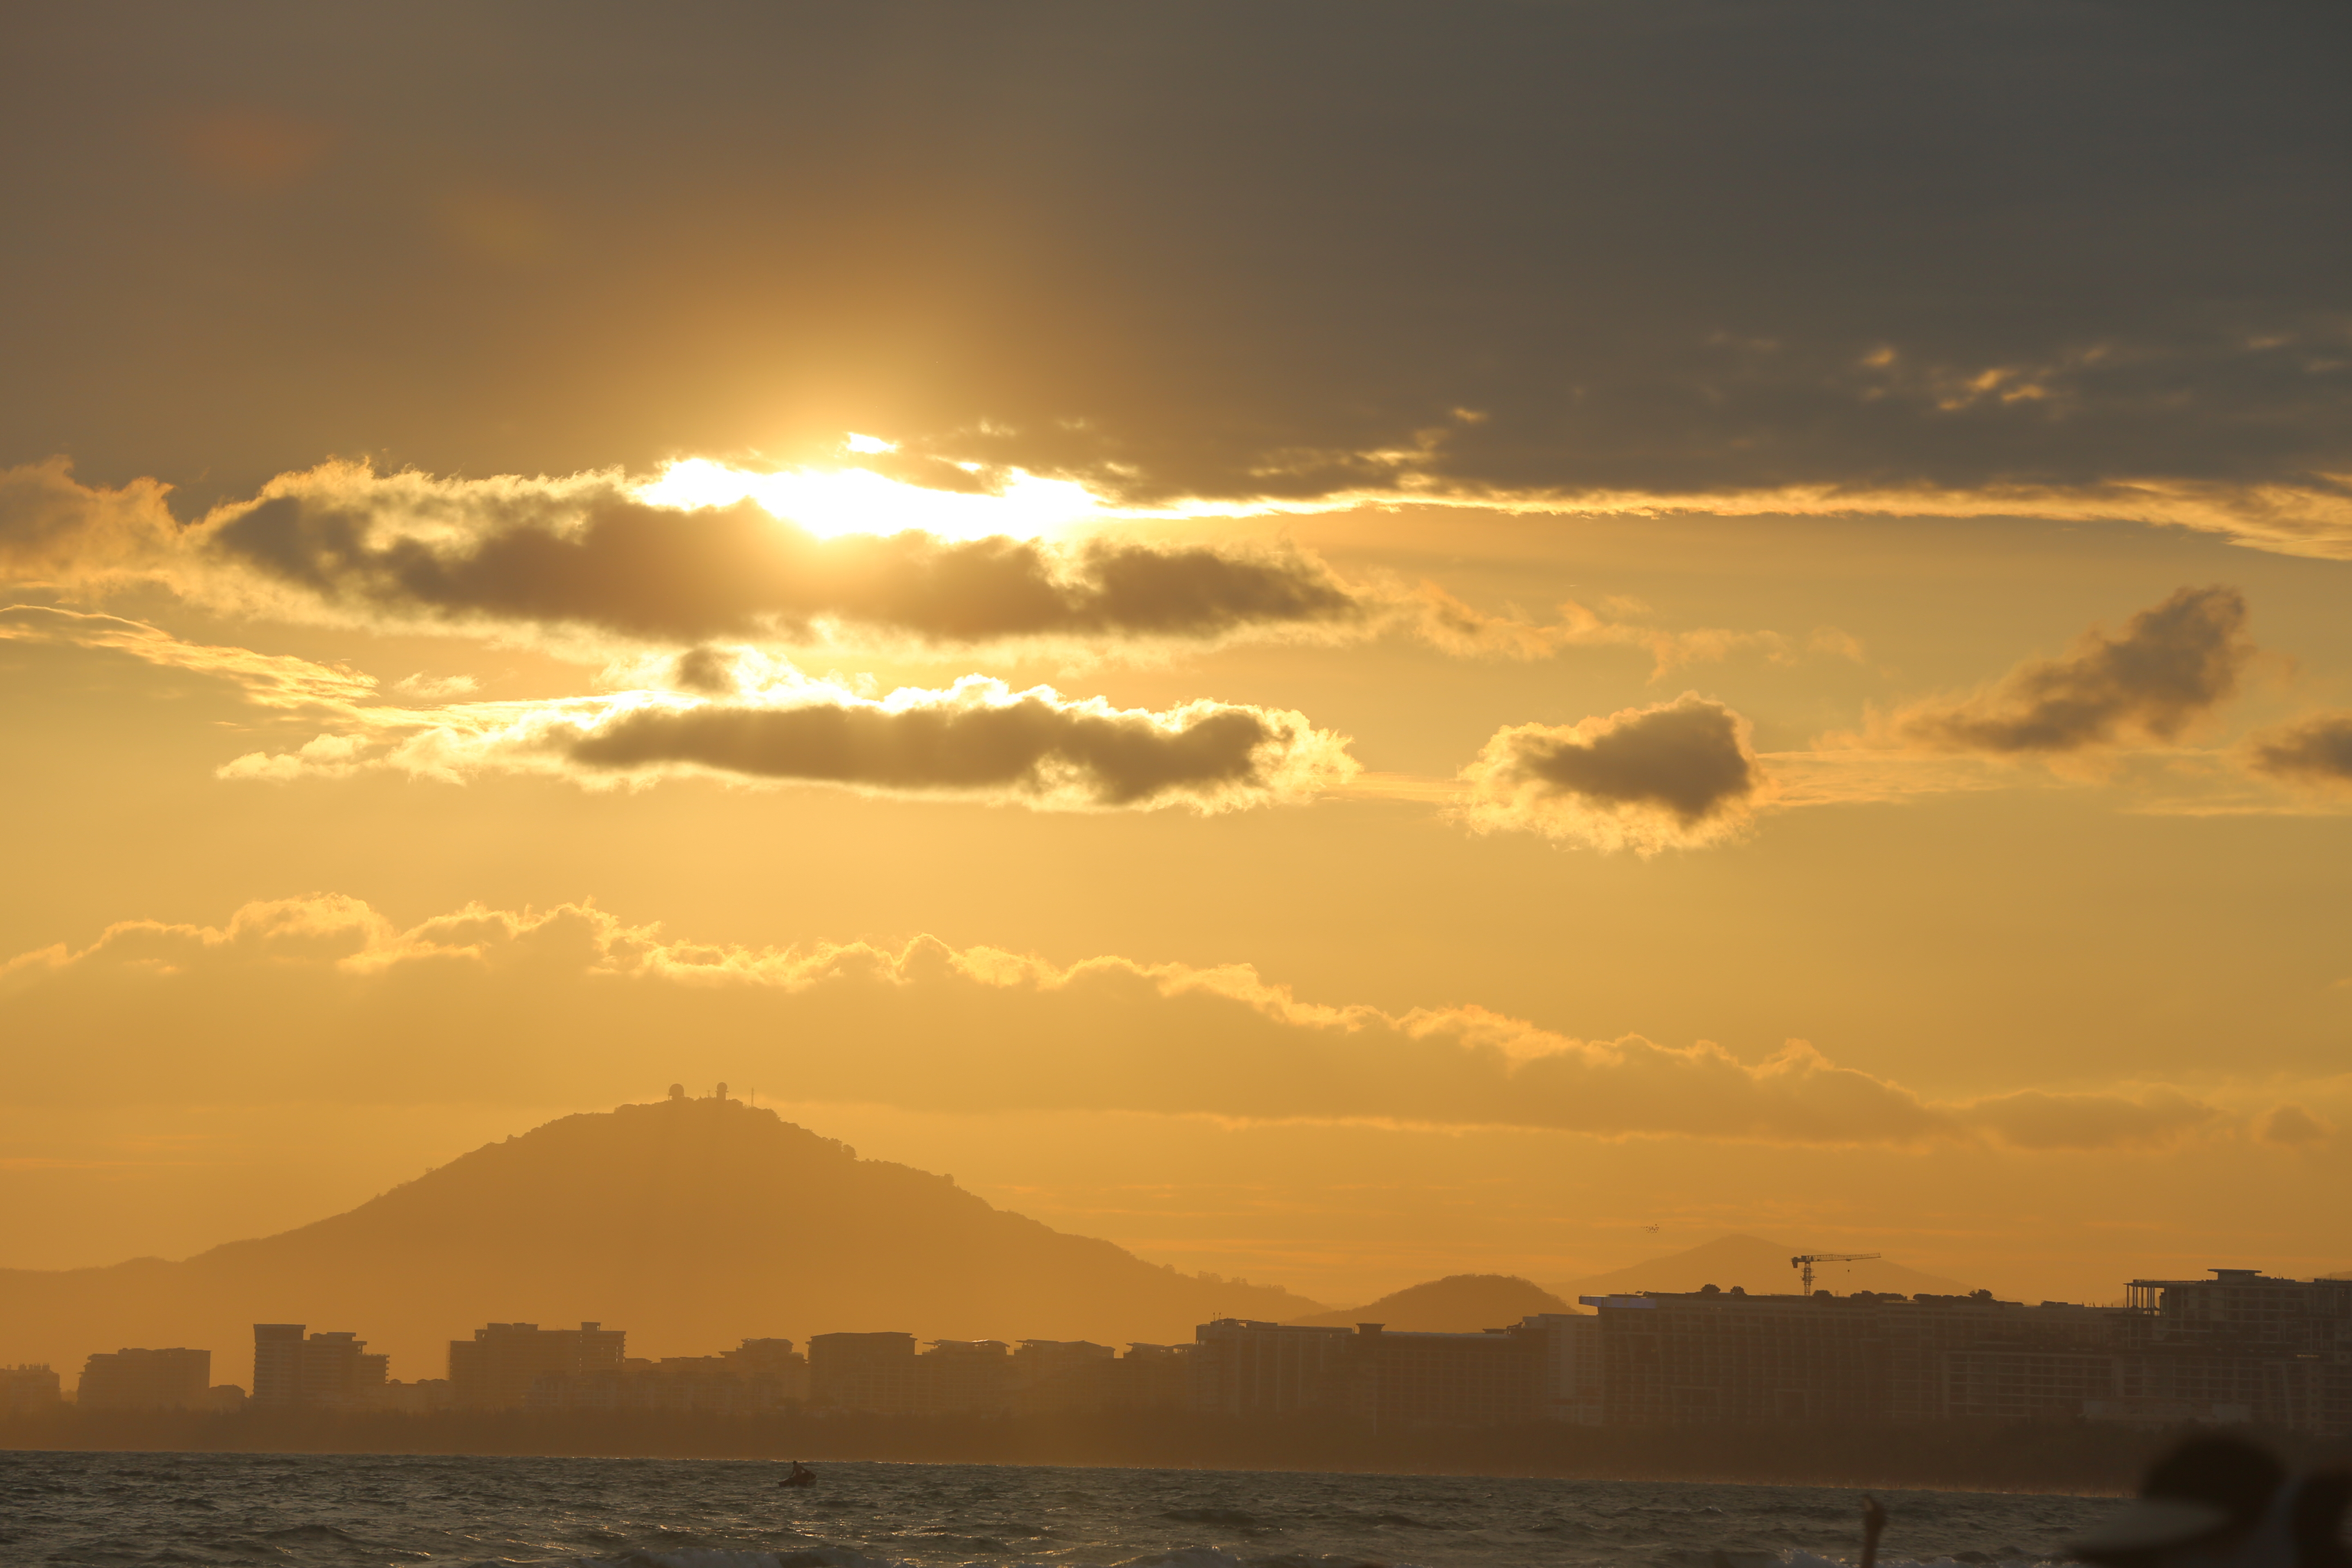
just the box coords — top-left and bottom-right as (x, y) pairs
(7, 1408), (2350, 1490)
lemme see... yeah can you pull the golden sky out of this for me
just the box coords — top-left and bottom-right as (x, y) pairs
(3, 2), (2349, 1319)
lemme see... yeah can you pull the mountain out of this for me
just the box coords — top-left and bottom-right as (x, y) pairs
(1547, 1234), (1973, 1301)
(1286, 1273), (1575, 1330)
(0, 1097), (1321, 1389)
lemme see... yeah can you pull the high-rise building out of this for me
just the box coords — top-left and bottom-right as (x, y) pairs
(1106, 1344), (1193, 1412)
(78, 1348), (211, 1410)
(1189, 1319), (1354, 1415)
(916, 1340), (1011, 1415)
(808, 1331), (918, 1413)
(1582, 1273), (2352, 1436)
(1519, 1312), (1602, 1424)
(2111, 1269), (2352, 1432)
(252, 1324), (306, 1407)
(724, 1338), (810, 1405)
(251, 1324), (391, 1407)
(2, 1364), (64, 1414)
(1011, 1340), (1115, 1415)
(448, 1322), (626, 1409)
(300, 1332), (390, 1406)
(1343, 1323), (1543, 1431)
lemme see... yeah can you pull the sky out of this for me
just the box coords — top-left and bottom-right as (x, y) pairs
(3, 0), (2350, 1319)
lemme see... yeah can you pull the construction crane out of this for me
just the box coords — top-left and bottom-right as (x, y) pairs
(1791, 1251), (1880, 1294)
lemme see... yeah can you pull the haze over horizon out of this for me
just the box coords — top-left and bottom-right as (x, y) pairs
(5, 2), (2350, 1336)
(0, 1088), (2013, 1391)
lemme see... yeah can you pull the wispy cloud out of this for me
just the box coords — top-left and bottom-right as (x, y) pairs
(0, 603), (379, 711)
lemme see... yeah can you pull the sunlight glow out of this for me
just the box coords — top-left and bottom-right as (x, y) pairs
(842, 432), (898, 455)
(637, 456), (1116, 542)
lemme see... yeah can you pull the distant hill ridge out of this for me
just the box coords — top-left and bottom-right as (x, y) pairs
(0, 1096), (1322, 1389)
(1287, 1274), (1574, 1330)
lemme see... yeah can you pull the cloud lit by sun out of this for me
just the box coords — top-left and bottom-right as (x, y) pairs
(635, 445), (1113, 542)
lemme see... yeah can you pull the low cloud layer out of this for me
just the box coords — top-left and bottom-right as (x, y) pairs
(2244, 713), (2352, 791)
(0, 895), (2279, 1155)
(1889, 586), (2252, 757)
(3, 459), (1363, 652)
(220, 670), (1356, 813)
(1455, 694), (1764, 853)
(2, 460), (1851, 672)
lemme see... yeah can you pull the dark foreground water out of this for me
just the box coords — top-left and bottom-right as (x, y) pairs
(0, 1450), (2122, 1568)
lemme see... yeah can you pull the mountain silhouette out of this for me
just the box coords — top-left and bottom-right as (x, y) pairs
(1546, 1233), (1972, 1300)
(1286, 1273), (1575, 1330)
(0, 1096), (1321, 1388)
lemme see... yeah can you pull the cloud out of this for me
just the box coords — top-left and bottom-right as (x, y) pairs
(0, 603), (379, 712)
(1403, 583), (1860, 677)
(1, 460), (1850, 673)
(1956, 1088), (2222, 1152)
(12, 9), (2347, 560)
(220, 672), (1357, 813)
(129, 460), (1367, 652)
(1454, 693), (1765, 853)
(5, 597), (1352, 814)
(0, 459), (184, 586)
(2257, 1105), (2333, 1148)
(1888, 586), (2253, 757)
(2243, 712), (2352, 791)
(0, 893), (2263, 1156)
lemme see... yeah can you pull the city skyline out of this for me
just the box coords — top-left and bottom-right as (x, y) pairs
(14, 1263), (2347, 1445)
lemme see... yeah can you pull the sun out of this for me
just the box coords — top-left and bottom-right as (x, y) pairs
(635, 437), (1112, 542)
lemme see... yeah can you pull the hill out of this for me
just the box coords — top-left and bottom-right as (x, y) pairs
(1547, 1234), (1973, 1301)
(0, 1096), (1320, 1389)
(1287, 1273), (1575, 1330)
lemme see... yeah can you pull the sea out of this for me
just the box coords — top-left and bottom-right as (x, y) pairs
(0, 1451), (2122, 1568)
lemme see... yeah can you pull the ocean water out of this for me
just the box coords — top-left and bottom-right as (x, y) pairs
(0, 1450), (2120, 1568)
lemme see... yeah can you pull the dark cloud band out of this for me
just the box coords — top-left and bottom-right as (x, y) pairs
(203, 475), (1360, 648)
(568, 691), (1294, 808)
(220, 677), (1357, 814)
